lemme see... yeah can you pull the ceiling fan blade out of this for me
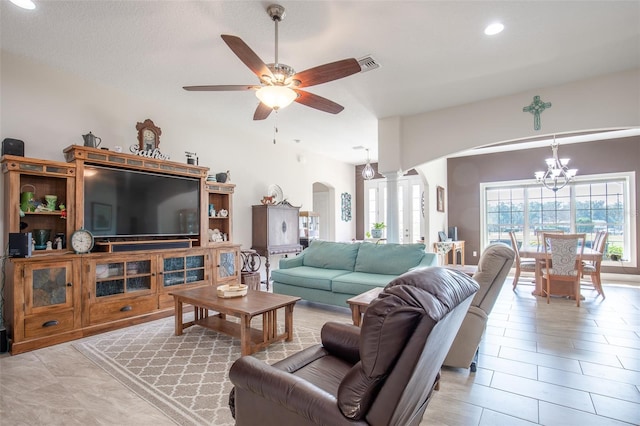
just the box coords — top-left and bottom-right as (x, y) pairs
(293, 59), (361, 88)
(221, 34), (273, 81)
(253, 102), (273, 120)
(294, 90), (344, 114)
(183, 85), (259, 91)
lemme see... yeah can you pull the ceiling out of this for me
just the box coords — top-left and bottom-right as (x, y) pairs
(1, 1), (639, 164)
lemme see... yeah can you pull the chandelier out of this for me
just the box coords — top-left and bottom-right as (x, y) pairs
(362, 149), (375, 180)
(534, 138), (577, 192)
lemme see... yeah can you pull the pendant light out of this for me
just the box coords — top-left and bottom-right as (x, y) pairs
(362, 149), (375, 180)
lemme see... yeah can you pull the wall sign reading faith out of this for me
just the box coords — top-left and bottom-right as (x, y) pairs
(129, 144), (170, 160)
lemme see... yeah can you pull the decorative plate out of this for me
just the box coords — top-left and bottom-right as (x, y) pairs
(267, 184), (284, 204)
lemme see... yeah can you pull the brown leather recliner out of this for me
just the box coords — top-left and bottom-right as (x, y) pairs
(228, 267), (479, 426)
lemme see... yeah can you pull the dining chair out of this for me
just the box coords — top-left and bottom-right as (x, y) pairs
(508, 231), (537, 290)
(542, 233), (586, 306)
(536, 229), (565, 246)
(582, 231), (607, 299)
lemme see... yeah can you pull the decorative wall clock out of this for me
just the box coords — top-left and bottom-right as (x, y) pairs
(136, 119), (162, 151)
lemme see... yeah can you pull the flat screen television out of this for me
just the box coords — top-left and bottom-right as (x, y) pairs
(83, 165), (200, 238)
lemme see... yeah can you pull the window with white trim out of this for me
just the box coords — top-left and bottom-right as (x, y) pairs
(480, 172), (636, 266)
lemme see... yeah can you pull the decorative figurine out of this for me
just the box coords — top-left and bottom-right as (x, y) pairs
(55, 237), (63, 250)
(46, 241), (53, 250)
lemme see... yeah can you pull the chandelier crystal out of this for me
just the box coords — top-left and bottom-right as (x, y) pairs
(362, 149), (375, 180)
(534, 138), (578, 192)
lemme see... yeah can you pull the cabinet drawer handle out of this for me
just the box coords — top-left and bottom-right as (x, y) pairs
(67, 282), (72, 287)
(42, 320), (59, 328)
(120, 305), (132, 312)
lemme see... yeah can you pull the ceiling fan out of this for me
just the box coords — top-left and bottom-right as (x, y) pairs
(183, 4), (364, 120)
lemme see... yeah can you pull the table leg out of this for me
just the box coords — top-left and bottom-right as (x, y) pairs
(460, 243), (465, 266)
(174, 297), (183, 336)
(350, 305), (362, 327)
(284, 304), (294, 342)
(240, 314), (251, 356)
(532, 260), (544, 296)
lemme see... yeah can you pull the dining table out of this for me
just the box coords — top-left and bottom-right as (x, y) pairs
(518, 246), (603, 297)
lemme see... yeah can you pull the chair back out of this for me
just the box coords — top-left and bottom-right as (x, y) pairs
(508, 231), (522, 262)
(536, 229), (565, 246)
(543, 233), (585, 277)
(471, 243), (515, 310)
(345, 267), (478, 426)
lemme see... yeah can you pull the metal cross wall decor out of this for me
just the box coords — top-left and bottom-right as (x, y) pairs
(523, 95), (552, 131)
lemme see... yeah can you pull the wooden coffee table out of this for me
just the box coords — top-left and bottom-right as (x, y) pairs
(346, 287), (384, 326)
(170, 286), (300, 356)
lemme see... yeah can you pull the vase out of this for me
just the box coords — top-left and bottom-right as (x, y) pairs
(371, 229), (383, 238)
(33, 229), (51, 250)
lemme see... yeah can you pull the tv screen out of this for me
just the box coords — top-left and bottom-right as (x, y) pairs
(84, 165), (200, 238)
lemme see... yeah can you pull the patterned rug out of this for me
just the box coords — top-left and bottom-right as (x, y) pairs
(72, 314), (322, 426)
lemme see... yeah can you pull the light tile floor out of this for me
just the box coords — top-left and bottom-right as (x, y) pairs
(0, 277), (638, 425)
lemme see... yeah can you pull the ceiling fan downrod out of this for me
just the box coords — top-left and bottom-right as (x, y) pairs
(267, 4), (285, 69)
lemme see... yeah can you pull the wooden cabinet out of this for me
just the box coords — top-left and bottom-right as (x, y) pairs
(252, 204), (302, 287)
(158, 248), (211, 309)
(299, 211), (319, 249)
(5, 255), (82, 354)
(2, 156), (76, 251)
(213, 245), (241, 285)
(2, 147), (240, 354)
(203, 182), (235, 245)
(83, 253), (158, 326)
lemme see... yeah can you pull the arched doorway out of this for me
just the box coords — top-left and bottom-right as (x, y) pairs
(312, 182), (335, 241)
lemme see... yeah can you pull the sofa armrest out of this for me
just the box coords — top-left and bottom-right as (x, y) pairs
(321, 322), (361, 365)
(279, 253), (304, 269)
(230, 356), (367, 425)
(411, 252), (438, 270)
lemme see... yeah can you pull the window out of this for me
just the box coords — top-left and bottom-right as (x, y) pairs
(481, 172), (636, 266)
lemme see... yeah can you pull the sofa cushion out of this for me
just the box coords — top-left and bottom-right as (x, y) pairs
(331, 272), (397, 295)
(354, 243), (426, 275)
(302, 240), (360, 271)
(270, 266), (350, 291)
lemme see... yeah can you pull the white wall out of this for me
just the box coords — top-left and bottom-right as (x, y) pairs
(414, 158), (448, 245)
(0, 51), (356, 252)
(380, 68), (640, 173)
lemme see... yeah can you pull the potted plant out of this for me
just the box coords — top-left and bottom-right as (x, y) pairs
(608, 244), (623, 261)
(371, 222), (386, 238)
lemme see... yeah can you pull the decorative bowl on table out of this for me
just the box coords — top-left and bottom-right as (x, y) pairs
(217, 284), (248, 298)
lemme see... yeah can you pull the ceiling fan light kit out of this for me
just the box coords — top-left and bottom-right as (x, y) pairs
(182, 3), (368, 120)
(256, 86), (297, 110)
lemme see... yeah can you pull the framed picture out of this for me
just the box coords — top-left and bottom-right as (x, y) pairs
(92, 202), (112, 230)
(436, 186), (445, 212)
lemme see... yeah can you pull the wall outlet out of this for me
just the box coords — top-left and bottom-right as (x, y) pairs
(473, 251), (478, 257)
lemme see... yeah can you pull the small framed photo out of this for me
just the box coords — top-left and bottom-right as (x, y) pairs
(436, 186), (445, 212)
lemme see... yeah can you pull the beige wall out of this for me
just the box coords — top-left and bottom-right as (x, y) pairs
(0, 51), (357, 251)
(447, 136), (640, 274)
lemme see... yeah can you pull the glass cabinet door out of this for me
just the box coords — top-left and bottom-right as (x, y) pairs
(94, 259), (152, 298)
(161, 253), (208, 288)
(25, 260), (75, 314)
(215, 248), (238, 282)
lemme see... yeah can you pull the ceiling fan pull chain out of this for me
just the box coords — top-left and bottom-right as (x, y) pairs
(273, 116), (279, 144)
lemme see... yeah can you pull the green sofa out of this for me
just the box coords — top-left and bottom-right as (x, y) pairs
(271, 240), (437, 307)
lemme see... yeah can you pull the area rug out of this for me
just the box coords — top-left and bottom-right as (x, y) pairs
(73, 315), (322, 426)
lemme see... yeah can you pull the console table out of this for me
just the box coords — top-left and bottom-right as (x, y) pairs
(433, 240), (465, 266)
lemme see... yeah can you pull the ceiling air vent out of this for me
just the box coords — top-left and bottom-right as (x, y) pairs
(358, 55), (380, 73)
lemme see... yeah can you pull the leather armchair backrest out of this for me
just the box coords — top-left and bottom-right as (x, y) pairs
(337, 267), (479, 423)
(471, 243), (515, 312)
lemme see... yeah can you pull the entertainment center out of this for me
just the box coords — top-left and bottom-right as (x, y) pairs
(2, 145), (240, 354)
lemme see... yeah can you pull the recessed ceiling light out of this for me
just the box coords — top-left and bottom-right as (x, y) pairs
(484, 22), (504, 36)
(10, 0), (36, 10)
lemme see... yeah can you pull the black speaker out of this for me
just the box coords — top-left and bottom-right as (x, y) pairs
(0, 327), (8, 353)
(2, 138), (25, 157)
(9, 232), (32, 258)
(448, 226), (458, 241)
